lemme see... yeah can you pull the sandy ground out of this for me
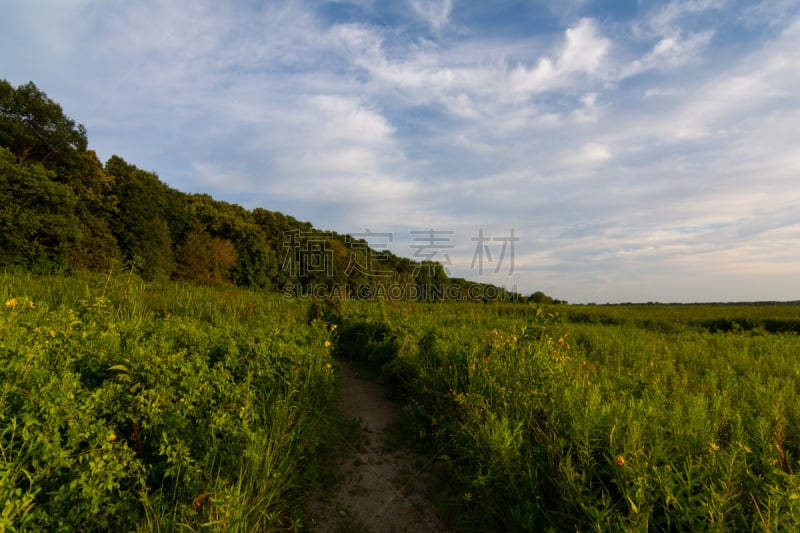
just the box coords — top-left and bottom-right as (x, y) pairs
(307, 362), (447, 532)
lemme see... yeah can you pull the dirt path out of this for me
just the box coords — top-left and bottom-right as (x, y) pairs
(307, 362), (447, 532)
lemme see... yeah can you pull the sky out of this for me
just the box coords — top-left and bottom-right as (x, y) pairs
(2, 0), (799, 303)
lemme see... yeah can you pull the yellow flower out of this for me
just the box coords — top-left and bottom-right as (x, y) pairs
(325, 363), (333, 370)
(710, 442), (720, 452)
(108, 433), (116, 442)
(324, 340), (332, 348)
(49, 329), (56, 338)
(5, 298), (17, 308)
(616, 455), (625, 467)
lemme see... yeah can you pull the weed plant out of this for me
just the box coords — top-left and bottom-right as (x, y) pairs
(339, 301), (800, 531)
(0, 272), (336, 531)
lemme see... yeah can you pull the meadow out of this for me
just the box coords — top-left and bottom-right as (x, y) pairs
(3, 272), (800, 531)
(336, 299), (800, 531)
(0, 272), (337, 531)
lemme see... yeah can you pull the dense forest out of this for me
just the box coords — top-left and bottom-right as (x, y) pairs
(0, 80), (541, 303)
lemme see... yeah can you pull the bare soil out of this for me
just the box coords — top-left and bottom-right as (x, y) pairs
(307, 361), (447, 532)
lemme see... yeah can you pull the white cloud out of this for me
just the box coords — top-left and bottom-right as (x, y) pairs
(621, 30), (714, 78)
(408, 0), (453, 30)
(560, 18), (610, 73)
(3, 0), (800, 301)
(559, 142), (612, 167)
(643, 17), (799, 142)
(509, 18), (609, 96)
(307, 95), (396, 146)
(572, 92), (600, 123)
(640, 0), (726, 37)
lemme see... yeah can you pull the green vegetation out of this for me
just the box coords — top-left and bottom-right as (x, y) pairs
(337, 301), (800, 531)
(1, 272), (337, 531)
(5, 276), (799, 530)
(0, 79), (528, 303)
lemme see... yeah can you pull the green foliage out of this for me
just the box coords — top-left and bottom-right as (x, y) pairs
(0, 80), (120, 274)
(0, 80), (87, 166)
(3, 271), (799, 531)
(335, 301), (800, 531)
(176, 224), (237, 284)
(530, 290), (553, 304)
(0, 147), (80, 272)
(0, 273), (337, 531)
(335, 318), (399, 368)
(0, 79), (530, 300)
(105, 156), (176, 280)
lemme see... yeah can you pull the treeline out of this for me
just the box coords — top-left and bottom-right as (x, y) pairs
(0, 80), (540, 302)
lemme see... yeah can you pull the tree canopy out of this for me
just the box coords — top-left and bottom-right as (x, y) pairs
(0, 80), (552, 302)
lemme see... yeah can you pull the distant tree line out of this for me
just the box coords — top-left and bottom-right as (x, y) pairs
(0, 80), (562, 303)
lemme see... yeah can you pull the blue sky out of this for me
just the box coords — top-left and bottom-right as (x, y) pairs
(2, 0), (799, 303)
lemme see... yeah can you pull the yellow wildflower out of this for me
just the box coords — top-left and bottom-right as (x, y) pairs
(5, 298), (17, 308)
(49, 330), (56, 338)
(710, 442), (720, 452)
(616, 455), (625, 467)
(108, 433), (116, 442)
(325, 363), (333, 370)
(324, 340), (332, 348)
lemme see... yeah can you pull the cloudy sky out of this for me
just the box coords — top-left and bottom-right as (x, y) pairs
(3, 0), (799, 303)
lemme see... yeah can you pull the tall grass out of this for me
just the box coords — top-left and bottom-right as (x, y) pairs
(0, 272), (336, 531)
(338, 301), (800, 531)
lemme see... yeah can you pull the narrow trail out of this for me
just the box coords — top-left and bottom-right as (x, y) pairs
(308, 361), (447, 532)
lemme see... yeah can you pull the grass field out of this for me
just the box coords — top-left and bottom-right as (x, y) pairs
(2, 273), (800, 531)
(1, 272), (337, 531)
(336, 299), (800, 531)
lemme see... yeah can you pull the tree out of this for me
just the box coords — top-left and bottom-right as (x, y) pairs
(530, 291), (554, 304)
(62, 150), (121, 271)
(0, 147), (80, 271)
(105, 156), (175, 280)
(176, 224), (236, 284)
(0, 81), (120, 271)
(0, 80), (87, 167)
